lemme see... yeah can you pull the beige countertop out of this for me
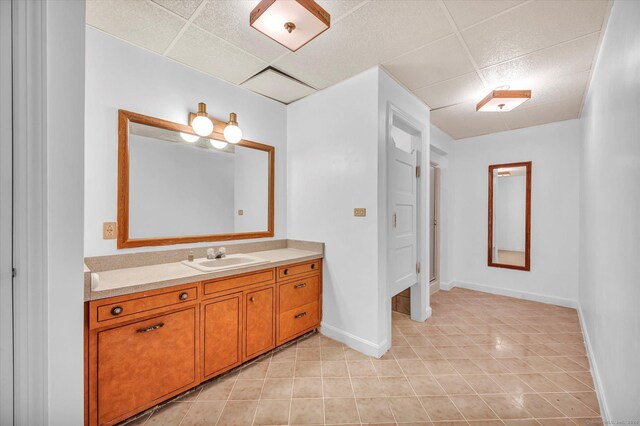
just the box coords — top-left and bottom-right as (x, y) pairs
(86, 247), (322, 301)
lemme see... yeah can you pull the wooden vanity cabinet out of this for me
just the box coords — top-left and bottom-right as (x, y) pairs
(86, 259), (321, 426)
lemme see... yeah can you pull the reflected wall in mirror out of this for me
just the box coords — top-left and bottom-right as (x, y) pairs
(118, 110), (274, 249)
(488, 161), (531, 271)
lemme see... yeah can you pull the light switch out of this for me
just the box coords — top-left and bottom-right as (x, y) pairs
(238, 209), (244, 216)
(354, 208), (366, 217)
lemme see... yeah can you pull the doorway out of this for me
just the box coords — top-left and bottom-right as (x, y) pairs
(386, 104), (430, 324)
(429, 163), (440, 293)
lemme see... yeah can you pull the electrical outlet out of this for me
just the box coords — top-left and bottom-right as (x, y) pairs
(103, 222), (117, 239)
(354, 208), (366, 217)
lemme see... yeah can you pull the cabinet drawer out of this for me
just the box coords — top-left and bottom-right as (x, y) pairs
(97, 307), (197, 425)
(96, 287), (198, 323)
(279, 301), (319, 343)
(279, 275), (319, 312)
(277, 260), (320, 281)
(204, 269), (274, 296)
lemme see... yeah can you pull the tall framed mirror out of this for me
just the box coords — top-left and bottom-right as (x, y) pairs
(488, 161), (531, 271)
(117, 110), (274, 249)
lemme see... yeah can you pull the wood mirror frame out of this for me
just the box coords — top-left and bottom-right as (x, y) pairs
(117, 109), (275, 249)
(487, 161), (532, 271)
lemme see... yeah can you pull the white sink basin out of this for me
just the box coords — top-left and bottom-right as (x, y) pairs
(181, 254), (268, 272)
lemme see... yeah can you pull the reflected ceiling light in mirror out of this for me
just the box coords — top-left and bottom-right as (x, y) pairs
(191, 102), (214, 136)
(250, 0), (331, 51)
(497, 171), (511, 177)
(179, 132), (199, 143)
(223, 112), (243, 144)
(209, 139), (228, 150)
(477, 89), (531, 112)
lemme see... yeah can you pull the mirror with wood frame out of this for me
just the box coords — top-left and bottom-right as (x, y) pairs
(488, 161), (531, 271)
(117, 110), (274, 249)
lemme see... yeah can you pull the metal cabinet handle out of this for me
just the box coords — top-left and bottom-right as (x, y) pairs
(294, 283), (306, 289)
(111, 306), (123, 316)
(179, 292), (189, 301)
(311, 264), (316, 270)
(294, 312), (307, 319)
(250, 296), (256, 302)
(283, 269), (289, 275)
(137, 322), (164, 333)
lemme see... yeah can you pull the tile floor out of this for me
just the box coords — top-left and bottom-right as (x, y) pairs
(123, 288), (602, 425)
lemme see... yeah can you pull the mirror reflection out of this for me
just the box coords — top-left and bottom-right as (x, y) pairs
(127, 122), (269, 240)
(488, 162), (531, 270)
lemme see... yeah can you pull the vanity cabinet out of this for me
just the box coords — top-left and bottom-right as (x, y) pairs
(86, 259), (321, 426)
(202, 293), (242, 379)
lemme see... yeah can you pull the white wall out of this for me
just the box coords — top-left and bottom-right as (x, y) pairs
(85, 27), (287, 256)
(287, 68), (381, 355)
(579, 0), (640, 419)
(46, 1), (85, 423)
(452, 119), (581, 306)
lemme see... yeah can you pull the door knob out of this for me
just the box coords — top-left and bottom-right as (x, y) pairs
(111, 306), (123, 316)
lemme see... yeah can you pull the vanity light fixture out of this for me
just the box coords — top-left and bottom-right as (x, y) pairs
(191, 102), (214, 136)
(209, 139), (228, 150)
(497, 171), (512, 177)
(179, 132), (199, 143)
(250, 0), (331, 52)
(223, 112), (243, 144)
(476, 89), (531, 112)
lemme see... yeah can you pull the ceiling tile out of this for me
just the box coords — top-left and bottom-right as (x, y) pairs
(431, 101), (508, 140)
(192, 1), (288, 63)
(273, 0), (454, 89)
(481, 33), (600, 89)
(504, 95), (583, 130)
(462, 0), (608, 68)
(443, 0), (525, 30)
(167, 25), (268, 84)
(152, 0), (203, 19)
(318, 0), (368, 21)
(86, 0), (186, 54)
(524, 70), (590, 110)
(384, 35), (475, 90)
(413, 72), (485, 110)
(241, 68), (316, 104)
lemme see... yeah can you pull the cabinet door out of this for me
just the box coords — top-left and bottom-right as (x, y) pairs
(97, 307), (197, 425)
(202, 293), (242, 378)
(244, 286), (275, 359)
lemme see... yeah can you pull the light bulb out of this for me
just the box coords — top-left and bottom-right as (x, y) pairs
(179, 132), (199, 143)
(223, 124), (242, 144)
(192, 115), (213, 137)
(223, 112), (242, 144)
(210, 139), (228, 150)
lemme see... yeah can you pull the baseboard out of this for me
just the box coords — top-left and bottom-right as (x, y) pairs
(439, 281), (455, 291)
(429, 281), (440, 294)
(320, 322), (389, 358)
(424, 306), (432, 320)
(453, 280), (578, 308)
(577, 305), (609, 422)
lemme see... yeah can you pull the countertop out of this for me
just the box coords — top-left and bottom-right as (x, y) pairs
(86, 247), (323, 301)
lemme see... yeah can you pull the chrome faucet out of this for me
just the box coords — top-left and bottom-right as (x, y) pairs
(207, 247), (226, 259)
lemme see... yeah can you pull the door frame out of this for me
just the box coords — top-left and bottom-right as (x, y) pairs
(385, 103), (430, 324)
(429, 162), (440, 293)
(0, 0), (14, 423)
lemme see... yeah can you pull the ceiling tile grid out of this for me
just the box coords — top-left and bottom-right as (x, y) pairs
(86, 0), (612, 139)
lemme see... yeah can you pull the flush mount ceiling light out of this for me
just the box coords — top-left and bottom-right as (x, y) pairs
(223, 112), (243, 144)
(476, 90), (531, 112)
(191, 102), (214, 136)
(250, 0), (331, 52)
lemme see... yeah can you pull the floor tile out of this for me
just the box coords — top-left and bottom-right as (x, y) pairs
(217, 400), (258, 426)
(389, 396), (430, 422)
(324, 398), (360, 424)
(261, 378), (293, 400)
(293, 377), (324, 398)
(323, 377), (355, 398)
(449, 395), (498, 420)
(180, 400), (225, 426)
(290, 398), (325, 424)
(357, 398), (396, 423)
(419, 395), (465, 421)
(253, 399), (290, 425)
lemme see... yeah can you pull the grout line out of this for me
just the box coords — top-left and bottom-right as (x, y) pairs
(160, 0), (209, 57)
(214, 370), (239, 426)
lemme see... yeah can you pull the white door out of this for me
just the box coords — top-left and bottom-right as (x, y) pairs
(0, 0), (13, 422)
(389, 130), (419, 297)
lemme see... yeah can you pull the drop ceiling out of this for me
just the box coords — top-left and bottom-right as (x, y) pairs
(86, 0), (611, 140)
